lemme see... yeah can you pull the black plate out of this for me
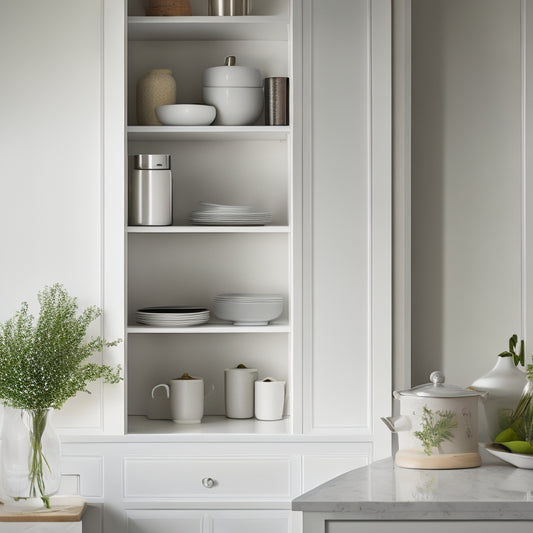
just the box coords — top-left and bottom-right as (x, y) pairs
(137, 306), (208, 314)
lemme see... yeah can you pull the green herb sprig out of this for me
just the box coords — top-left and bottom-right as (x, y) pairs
(414, 405), (458, 456)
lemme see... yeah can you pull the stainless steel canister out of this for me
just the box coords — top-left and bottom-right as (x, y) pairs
(208, 0), (251, 16)
(264, 77), (289, 126)
(129, 154), (172, 226)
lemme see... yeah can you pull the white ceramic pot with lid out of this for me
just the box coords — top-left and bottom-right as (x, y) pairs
(224, 364), (258, 419)
(381, 371), (487, 469)
(202, 56), (264, 125)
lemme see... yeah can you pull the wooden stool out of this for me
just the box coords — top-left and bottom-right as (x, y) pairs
(0, 496), (86, 532)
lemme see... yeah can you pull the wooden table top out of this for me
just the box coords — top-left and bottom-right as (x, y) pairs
(0, 496), (86, 522)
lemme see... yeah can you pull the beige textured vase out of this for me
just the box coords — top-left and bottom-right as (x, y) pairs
(136, 69), (177, 125)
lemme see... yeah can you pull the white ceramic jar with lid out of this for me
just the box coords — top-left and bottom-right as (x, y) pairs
(224, 364), (258, 418)
(254, 377), (285, 420)
(381, 371), (486, 469)
(202, 56), (263, 125)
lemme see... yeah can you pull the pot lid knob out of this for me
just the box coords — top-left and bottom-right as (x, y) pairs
(430, 371), (445, 384)
(224, 55), (236, 66)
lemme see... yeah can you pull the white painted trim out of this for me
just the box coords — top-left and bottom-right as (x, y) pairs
(370, 0), (392, 460)
(365, 0), (374, 440)
(522, 0), (527, 345)
(301, 0), (314, 435)
(102, 0), (127, 434)
(291, 0), (304, 435)
(392, 0), (411, 398)
(523, 0), (533, 358)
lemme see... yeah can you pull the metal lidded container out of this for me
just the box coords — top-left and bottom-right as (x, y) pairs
(129, 154), (173, 226)
(208, 0), (251, 16)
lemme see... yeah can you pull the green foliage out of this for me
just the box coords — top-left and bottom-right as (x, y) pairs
(0, 284), (122, 410)
(498, 334), (525, 367)
(414, 405), (458, 456)
(507, 364), (533, 443)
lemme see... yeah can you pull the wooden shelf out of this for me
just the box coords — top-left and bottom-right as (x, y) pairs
(127, 125), (290, 141)
(127, 225), (290, 233)
(127, 322), (290, 334)
(128, 415), (291, 436)
(128, 16), (289, 42)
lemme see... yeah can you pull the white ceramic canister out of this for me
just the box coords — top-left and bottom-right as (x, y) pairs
(136, 68), (177, 126)
(151, 373), (205, 424)
(224, 364), (258, 419)
(254, 377), (285, 420)
(382, 371), (486, 470)
(470, 355), (527, 442)
(202, 56), (263, 126)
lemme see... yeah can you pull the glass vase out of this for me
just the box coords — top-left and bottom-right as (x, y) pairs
(510, 364), (533, 444)
(1, 407), (61, 508)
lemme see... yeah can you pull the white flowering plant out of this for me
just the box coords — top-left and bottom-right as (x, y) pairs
(0, 283), (122, 507)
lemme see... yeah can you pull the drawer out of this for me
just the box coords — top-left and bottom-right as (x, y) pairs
(124, 456), (291, 500)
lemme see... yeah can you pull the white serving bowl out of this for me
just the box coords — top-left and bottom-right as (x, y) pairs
(155, 104), (216, 126)
(202, 87), (263, 126)
(213, 297), (283, 326)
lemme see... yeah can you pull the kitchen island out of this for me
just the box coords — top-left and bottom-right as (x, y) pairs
(292, 450), (533, 532)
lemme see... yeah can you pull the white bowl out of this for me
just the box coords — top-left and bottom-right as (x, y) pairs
(155, 104), (216, 126)
(213, 298), (283, 326)
(202, 87), (263, 126)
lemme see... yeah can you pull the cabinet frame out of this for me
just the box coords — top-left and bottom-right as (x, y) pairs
(101, 0), (391, 457)
(102, 0), (303, 436)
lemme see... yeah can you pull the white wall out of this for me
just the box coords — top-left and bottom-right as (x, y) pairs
(0, 0), (105, 429)
(411, 0), (523, 387)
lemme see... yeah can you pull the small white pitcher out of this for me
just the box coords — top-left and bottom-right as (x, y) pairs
(151, 373), (213, 424)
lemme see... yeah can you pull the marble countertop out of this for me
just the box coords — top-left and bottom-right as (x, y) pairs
(292, 449), (533, 520)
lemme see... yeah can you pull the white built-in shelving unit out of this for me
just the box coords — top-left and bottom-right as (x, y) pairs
(124, 0), (298, 436)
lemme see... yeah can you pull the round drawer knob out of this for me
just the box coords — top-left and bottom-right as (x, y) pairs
(202, 477), (215, 488)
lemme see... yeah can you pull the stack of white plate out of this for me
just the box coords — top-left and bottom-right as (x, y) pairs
(213, 294), (283, 326)
(190, 201), (272, 226)
(136, 307), (209, 327)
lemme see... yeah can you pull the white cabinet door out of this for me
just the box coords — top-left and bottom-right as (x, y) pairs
(302, 0), (391, 451)
(126, 511), (204, 533)
(211, 510), (290, 533)
(125, 510), (289, 533)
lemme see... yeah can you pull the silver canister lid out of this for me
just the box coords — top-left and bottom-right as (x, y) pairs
(395, 371), (483, 398)
(134, 154), (171, 170)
